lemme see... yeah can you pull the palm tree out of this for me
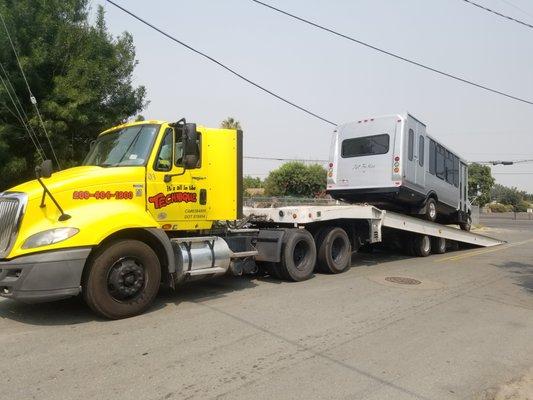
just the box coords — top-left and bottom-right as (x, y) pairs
(220, 117), (242, 130)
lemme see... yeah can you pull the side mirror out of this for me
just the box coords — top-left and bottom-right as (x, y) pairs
(35, 159), (53, 179)
(182, 123), (199, 169)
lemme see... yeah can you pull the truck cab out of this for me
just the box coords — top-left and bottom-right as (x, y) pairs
(0, 119), (243, 317)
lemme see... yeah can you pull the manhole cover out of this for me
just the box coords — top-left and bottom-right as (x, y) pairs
(384, 276), (422, 285)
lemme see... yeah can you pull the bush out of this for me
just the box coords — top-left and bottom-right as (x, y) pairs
(488, 203), (512, 213)
(264, 162), (326, 197)
(515, 200), (531, 213)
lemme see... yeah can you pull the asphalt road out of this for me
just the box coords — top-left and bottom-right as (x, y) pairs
(1, 218), (532, 400)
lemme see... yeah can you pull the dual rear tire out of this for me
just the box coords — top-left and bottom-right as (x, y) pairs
(266, 227), (353, 281)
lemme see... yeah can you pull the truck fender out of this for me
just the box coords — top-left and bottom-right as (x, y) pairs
(144, 228), (177, 275)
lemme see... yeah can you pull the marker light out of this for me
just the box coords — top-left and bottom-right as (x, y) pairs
(394, 156), (400, 161)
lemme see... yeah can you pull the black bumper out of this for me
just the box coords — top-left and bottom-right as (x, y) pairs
(328, 186), (425, 206)
(0, 248), (91, 303)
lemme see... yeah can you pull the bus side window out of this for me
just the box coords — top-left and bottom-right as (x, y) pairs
(429, 139), (436, 175)
(418, 136), (424, 167)
(453, 155), (459, 187)
(408, 129), (414, 161)
(436, 145), (446, 180)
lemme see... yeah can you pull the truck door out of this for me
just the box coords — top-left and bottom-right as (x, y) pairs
(146, 125), (209, 230)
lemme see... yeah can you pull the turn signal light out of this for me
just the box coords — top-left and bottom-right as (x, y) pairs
(394, 167), (400, 173)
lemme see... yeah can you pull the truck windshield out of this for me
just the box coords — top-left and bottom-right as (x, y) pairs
(83, 124), (160, 167)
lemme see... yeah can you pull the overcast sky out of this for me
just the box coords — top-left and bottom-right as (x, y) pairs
(95, 0), (533, 191)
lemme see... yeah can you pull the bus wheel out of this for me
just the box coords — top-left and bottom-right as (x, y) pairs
(425, 198), (437, 222)
(83, 240), (161, 319)
(279, 229), (316, 282)
(412, 235), (431, 257)
(316, 227), (352, 274)
(431, 237), (446, 254)
(460, 214), (472, 231)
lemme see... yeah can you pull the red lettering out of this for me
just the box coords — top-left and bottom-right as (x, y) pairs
(148, 191), (198, 209)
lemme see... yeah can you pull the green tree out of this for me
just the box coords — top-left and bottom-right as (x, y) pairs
(264, 162), (326, 197)
(468, 163), (495, 207)
(243, 176), (263, 190)
(491, 183), (530, 211)
(220, 117), (242, 130)
(0, 1), (146, 189)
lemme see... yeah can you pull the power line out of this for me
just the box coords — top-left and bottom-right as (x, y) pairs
(245, 156), (328, 162)
(0, 62), (47, 159)
(493, 172), (533, 174)
(105, 0), (337, 127)
(0, 68), (46, 160)
(250, 0), (533, 106)
(462, 0), (533, 29)
(0, 11), (61, 168)
(496, 0), (533, 19)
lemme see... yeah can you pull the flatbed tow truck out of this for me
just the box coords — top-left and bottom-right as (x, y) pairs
(0, 119), (504, 319)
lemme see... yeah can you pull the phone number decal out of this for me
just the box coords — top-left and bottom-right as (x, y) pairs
(73, 191), (134, 200)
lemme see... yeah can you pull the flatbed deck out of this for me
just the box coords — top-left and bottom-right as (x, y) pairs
(244, 204), (504, 247)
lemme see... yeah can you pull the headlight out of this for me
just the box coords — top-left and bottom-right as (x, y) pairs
(22, 228), (79, 249)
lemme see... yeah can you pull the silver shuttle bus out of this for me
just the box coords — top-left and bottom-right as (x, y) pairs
(327, 113), (471, 230)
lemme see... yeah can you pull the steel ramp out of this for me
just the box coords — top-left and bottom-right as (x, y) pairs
(381, 210), (505, 247)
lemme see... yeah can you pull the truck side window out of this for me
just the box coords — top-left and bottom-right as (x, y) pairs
(174, 130), (184, 166)
(418, 136), (424, 167)
(155, 129), (173, 171)
(175, 132), (201, 168)
(408, 129), (414, 161)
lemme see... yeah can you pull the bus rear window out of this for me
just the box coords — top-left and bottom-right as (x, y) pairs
(341, 134), (390, 158)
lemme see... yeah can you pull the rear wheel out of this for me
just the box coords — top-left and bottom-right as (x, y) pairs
(83, 240), (161, 319)
(431, 237), (446, 254)
(278, 229), (316, 281)
(411, 234), (431, 257)
(316, 227), (352, 274)
(425, 198), (437, 222)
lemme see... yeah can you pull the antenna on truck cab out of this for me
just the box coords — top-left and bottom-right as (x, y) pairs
(35, 160), (71, 221)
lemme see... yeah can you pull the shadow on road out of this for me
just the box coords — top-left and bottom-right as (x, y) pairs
(0, 245), (469, 326)
(493, 261), (533, 294)
(0, 275), (260, 326)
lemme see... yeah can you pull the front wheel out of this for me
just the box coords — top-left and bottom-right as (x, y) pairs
(83, 240), (161, 319)
(459, 214), (472, 231)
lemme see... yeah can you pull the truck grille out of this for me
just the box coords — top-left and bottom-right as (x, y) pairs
(0, 193), (26, 257)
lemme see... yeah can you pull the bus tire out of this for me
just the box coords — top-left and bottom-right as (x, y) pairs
(431, 237), (446, 254)
(460, 214), (472, 231)
(412, 235), (431, 257)
(83, 239), (161, 319)
(425, 197), (437, 222)
(279, 229), (316, 282)
(316, 227), (352, 274)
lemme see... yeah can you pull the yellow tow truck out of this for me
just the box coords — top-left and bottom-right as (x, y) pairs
(0, 118), (503, 319)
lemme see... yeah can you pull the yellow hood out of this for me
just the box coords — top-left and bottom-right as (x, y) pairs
(8, 166), (146, 200)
